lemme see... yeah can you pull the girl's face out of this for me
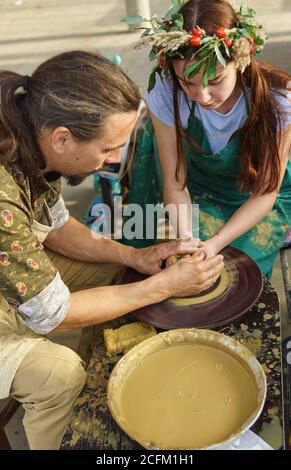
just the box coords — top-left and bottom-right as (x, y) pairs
(173, 60), (239, 113)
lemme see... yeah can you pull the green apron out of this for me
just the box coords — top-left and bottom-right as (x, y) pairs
(123, 105), (291, 278)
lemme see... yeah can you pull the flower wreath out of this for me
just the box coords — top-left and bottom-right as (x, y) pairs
(122, 1), (267, 91)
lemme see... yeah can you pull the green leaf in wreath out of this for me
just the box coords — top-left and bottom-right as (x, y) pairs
(240, 28), (250, 38)
(121, 16), (147, 25)
(141, 29), (151, 37)
(201, 37), (213, 44)
(149, 47), (159, 61)
(197, 45), (214, 60)
(202, 54), (217, 88)
(223, 41), (231, 58)
(148, 65), (161, 92)
(184, 59), (205, 79)
(207, 54), (217, 80)
(240, 24), (253, 35)
(171, 13), (184, 29)
(254, 37), (264, 46)
(164, 6), (180, 19)
(239, 4), (256, 18)
(164, 68), (170, 79)
(172, 0), (189, 8)
(215, 43), (226, 68)
(165, 0), (188, 20)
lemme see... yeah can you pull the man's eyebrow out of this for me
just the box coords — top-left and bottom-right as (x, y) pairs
(103, 142), (127, 151)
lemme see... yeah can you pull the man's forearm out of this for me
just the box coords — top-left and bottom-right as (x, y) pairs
(45, 216), (135, 266)
(53, 272), (169, 332)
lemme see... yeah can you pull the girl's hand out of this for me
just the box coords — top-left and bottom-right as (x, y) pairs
(165, 237), (204, 267)
(199, 237), (221, 259)
(178, 237), (204, 252)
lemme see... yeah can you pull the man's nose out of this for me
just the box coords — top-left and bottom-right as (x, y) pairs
(104, 149), (122, 164)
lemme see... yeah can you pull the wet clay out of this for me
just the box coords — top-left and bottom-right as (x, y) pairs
(120, 344), (258, 449)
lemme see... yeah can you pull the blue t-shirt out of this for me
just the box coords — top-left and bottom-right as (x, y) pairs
(144, 74), (291, 154)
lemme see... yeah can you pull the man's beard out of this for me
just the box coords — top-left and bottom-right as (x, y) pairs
(64, 171), (97, 186)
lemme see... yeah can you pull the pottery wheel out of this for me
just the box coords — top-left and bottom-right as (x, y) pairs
(120, 246), (263, 329)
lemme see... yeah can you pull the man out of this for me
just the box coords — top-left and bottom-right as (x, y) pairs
(0, 51), (224, 449)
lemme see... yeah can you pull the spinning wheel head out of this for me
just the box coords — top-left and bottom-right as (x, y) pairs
(120, 247), (263, 329)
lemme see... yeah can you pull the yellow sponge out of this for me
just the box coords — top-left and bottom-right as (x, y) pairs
(104, 322), (157, 357)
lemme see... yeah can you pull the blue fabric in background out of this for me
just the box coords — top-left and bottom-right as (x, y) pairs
(83, 175), (121, 230)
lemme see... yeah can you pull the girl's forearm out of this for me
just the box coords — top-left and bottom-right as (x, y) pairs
(211, 126), (290, 251)
(212, 192), (277, 250)
(164, 187), (194, 238)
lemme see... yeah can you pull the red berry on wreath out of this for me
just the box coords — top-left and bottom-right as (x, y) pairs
(192, 27), (202, 37)
(225, 37), (233, 47)
(247, 36), (254, 44)
(216, 27), (226, 38)
(190, 36), (202, 47)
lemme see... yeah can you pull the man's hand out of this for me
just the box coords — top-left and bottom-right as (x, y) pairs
(159, 251), (225, 298)
(130, 239), (204, 276)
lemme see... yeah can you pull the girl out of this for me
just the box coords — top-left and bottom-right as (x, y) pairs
(124, 0), (291, 278)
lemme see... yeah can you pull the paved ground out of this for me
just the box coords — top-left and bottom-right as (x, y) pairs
(0, 0), (290, 449)
(0, 0), (290, 86)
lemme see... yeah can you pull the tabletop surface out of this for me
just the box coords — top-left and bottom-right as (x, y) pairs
(60, 277), (283, 450)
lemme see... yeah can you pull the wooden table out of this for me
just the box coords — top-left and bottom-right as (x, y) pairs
(60, 278), (285, 450)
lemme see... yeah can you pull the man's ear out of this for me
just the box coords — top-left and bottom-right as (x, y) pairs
(51, 127), (71, 154)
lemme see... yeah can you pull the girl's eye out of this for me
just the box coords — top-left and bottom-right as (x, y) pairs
(179, 78), (193, 87)
(211, 81), (222, 87)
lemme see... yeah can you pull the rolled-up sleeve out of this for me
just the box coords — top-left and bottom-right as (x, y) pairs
(18, 271), (70, 334)
(50, 195), (70, 231)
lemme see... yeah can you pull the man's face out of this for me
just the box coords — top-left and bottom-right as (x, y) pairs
(39, 111), (137, 185)
(173, 60), (238, 112)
